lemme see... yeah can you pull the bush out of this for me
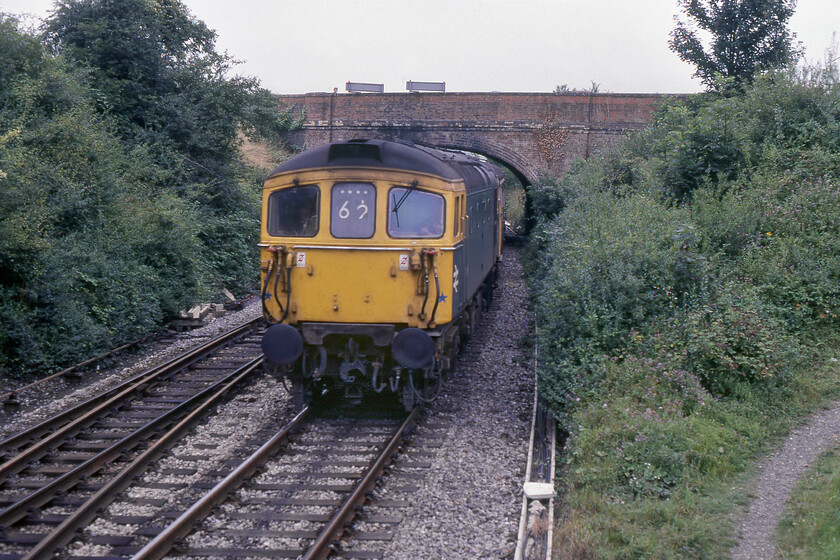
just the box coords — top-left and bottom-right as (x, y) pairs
(675, 284), (792, 395)
(533, 179), (694, 413)
(532, 59), (840, 558)
(566, 358), (710, 497)
(0, 14), (290, 376)
(650, 96), (748, 202)
(532, 63), (840, 412)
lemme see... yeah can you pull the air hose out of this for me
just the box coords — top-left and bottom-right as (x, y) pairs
(280, 264), (292, 323)
(409, 358), (443, 403)
(261, 252), (278, 323)
(428, 251), (441, 328)
(418, 252), (430, 321)
(262, 247), (292, 323)
(272, 255), (283, 314)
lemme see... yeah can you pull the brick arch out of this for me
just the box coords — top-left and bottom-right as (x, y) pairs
(276, 91), (677, 182)
(326, 128), (538, 185)
(419, 133), (538, 186)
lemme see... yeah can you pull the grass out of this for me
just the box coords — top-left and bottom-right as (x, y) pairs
(777, 440), (840, 559)
(551, 343), (840, 559)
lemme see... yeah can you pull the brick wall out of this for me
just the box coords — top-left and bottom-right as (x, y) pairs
(276, 92), (679, 183)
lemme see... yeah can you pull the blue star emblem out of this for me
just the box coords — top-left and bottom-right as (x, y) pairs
(438, 293), (448, 303)
(264, 292), (272, 301)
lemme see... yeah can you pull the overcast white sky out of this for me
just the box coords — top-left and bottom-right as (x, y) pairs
(4, 0), (839, 94)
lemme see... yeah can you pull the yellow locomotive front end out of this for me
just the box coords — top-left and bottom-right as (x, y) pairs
(259, 139), (501, 409)
(260, 168), (460, 328)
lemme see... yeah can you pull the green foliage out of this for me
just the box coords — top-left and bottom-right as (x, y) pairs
(669, 0), (799, 88)
(653, 96), (748, 200)
(0, 20), (203, 372)
(531, 58), (840, 558)
(525, 175), (574, 224)
(532, 174), (695, 413)
(678, 284), (792, 394)
(44, 0), (296, 189)
(501, 167), (526, 232)
(568, 359), (711, 499)
(532, 64), (840, 407)
(0, 8), (293, 376)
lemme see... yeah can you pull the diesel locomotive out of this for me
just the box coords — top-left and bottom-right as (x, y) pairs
(259, 139), (504, 409)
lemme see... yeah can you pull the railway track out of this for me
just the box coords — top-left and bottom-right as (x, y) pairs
(0, 318), (266, 560)
(127, 406), (421, 560)
(0, 317), (433, 560)
(0, 332), (170, 410)
(0, 246), (540, 559)
(2, 394), (426, 559)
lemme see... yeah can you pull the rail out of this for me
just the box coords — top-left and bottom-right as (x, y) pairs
(303, 405), (421, 559)
(0, 333), (160, 407)
(131, 404), (421, 560)
(0, 317), (261, 455)
(131, 403), (312, 560)
(20, 356), (265, 560)
(514, 336), (557, 560)
(0, 317), (265, 559)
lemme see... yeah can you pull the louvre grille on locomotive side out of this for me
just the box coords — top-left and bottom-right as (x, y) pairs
(259, 139), (504, 408)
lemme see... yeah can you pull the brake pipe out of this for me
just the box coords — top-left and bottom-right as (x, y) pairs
(418, 250), (431, 321)
(428, 249), (441, 328)
(279, 251), (293, 323)
(261, 250), (279, 323)
(272, 251), (284, 316)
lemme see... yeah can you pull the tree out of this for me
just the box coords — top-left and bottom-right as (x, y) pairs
(44, 0), (295, 190)
(669, 0), (799, 88)
(0, 4), (297, 375)
(43, 0), (296, 289)
(0, 13), (210, 373)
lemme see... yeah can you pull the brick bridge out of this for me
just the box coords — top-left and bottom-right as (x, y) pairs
(276, 92), (677, 184)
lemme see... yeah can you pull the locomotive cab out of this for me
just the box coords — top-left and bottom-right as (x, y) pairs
(259, 139), (503, 409)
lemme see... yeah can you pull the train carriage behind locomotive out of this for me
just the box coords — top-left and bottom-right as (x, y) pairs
(260, 139), (504, 409)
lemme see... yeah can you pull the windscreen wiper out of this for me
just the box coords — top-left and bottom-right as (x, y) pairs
(391, 180), (419, 226)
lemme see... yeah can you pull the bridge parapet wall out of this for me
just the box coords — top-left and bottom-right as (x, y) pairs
(277, 92), (677, 184)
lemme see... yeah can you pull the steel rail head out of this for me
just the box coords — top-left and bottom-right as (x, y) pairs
(0, 333), (156, 405)
(130, 403), (312, 560)
(0, 317), (263, 476)
(0, 317), (260, 411)
(0, 354), (269, 527)
(0, 373), (158, 483)
(302, 405), (422, 560)
(17, 356), (264, 560)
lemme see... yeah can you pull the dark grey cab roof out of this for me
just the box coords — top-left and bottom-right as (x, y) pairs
(267, 139), (502, 192)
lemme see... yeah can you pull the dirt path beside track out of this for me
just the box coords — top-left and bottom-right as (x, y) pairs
(732, 402), (840, 559)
